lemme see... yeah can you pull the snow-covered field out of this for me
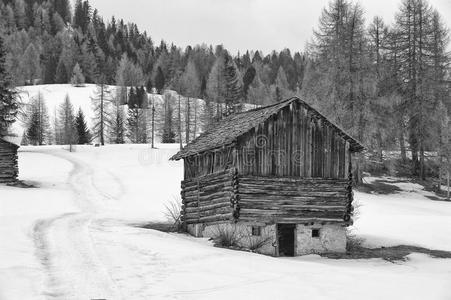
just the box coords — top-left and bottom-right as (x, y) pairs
(1, 144), (451, 299)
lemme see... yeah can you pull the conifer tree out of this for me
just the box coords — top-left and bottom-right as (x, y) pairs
(73, 0), (91, 33)
(55, 32), (77, 83)
(247, 71), (271, 107)
(115, 54), (144, 103)
(0, 35), (18, 136)
(162, 93), (175, 143)
(109, 94), (126, 144)
(309, 0), (370, 145)
(42, 35), (59, 84)
(71, 63), (85, 87)
(394, 0), (450, 178)
(206, 55), (226, 119)
(21, 43), (41, 85)
(126, 105), (147, 143)
(128, 86), (136, 107)
(224, 54), (243, 116)
(75, 108), (91, 144)
(79, 42), (98, 83)
(53, 12), (66, 33)
(5, 5), (16, 30)
(91, 78), (112, 145)
(13, 0), (26, 30)
(54, 0), (71, 23)
(180, 59), (200, 142)
(55, 57), (69, 83)
(26, 92), (50, 145)
(57, 94), (77, 148)
(273, 66), (290, 101)
(243, 65), (256, 98)
(20, 130), (29, 145)
(154, 66), (165, 94)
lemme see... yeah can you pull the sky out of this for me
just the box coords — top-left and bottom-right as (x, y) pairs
(87, 0), (451, 55)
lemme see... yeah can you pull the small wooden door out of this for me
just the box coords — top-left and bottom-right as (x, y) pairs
(277, 224), (296, 256)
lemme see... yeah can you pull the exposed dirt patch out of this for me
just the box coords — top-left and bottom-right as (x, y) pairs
(323, 245), (451, 262)
(134, 222), (181, 233)
(424, 195), (445, 201)
(357, 179), (403, 195)
(6, 180), (37, 188)
(418, 179), (451, 202)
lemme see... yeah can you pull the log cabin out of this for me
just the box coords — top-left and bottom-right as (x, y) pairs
(170, 97), (364, 256)
(0, 137), (19, 184)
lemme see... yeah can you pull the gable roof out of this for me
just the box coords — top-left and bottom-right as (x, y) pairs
(170, 97), (364, 160)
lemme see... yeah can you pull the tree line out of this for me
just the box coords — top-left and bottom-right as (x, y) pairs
(301, 0), (450, 180)
(0, 0), (305, 104)
(0, 0), (450, 181)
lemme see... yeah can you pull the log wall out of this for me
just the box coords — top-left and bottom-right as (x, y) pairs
(180, 170), (239, 225)
(237, 176), (351, 224)
(0, 140), (18, 183)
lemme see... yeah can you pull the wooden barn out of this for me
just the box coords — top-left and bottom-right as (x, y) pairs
(170, 97), (364, 256)
(0, 137), (19, 184)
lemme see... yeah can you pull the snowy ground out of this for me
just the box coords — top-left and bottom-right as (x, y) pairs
(1, 145), (451, 300)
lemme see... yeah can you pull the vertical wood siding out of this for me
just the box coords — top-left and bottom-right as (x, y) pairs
(235, 102), (349, 179)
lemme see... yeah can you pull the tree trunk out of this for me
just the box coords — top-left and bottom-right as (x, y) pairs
(151, 104), (155, 148)
(193, 98), (198, 141)
(376, 130), (383, 162)
(178, 94), (182, 150)
(409, 130), (419, 176)
(185, 96), (190, 144)
(419, 143), (425, 180)
(438, 154), (442, 192)
(100, 83), (104, 146)
(399, 126), (407, 162)
(447, 167), (450, 201)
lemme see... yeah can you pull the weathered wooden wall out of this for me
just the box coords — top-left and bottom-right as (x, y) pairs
(236, 176), (350, 224)
(183, 146), (234, 180)
(181, 170), (239, 225)
(236, 101), (350, 179)
(0, 140), (18, 183)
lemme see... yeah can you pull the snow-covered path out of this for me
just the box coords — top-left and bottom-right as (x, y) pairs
(30, 150), (123, 299)
(1, 145), (451, 300)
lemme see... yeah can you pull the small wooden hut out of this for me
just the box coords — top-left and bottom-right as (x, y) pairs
(171, 97), (364, 256)
(0, 137), (19, 183)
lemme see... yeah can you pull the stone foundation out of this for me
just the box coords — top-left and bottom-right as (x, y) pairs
(296, 224), (347, 255)
(186, 224), (204, 237)
(187, 222), (346, 256)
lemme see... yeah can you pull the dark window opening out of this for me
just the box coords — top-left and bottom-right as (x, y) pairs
(312, 229), (320, 238)
(251, 226), (261, 236)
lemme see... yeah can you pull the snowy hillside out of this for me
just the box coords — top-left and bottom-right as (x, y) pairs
(15, 84), (208, 143)
(1, 145), (451, 299)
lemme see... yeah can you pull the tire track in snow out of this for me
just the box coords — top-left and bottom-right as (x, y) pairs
(33, 213), (76, 299)
(30, 150), (124, 299)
